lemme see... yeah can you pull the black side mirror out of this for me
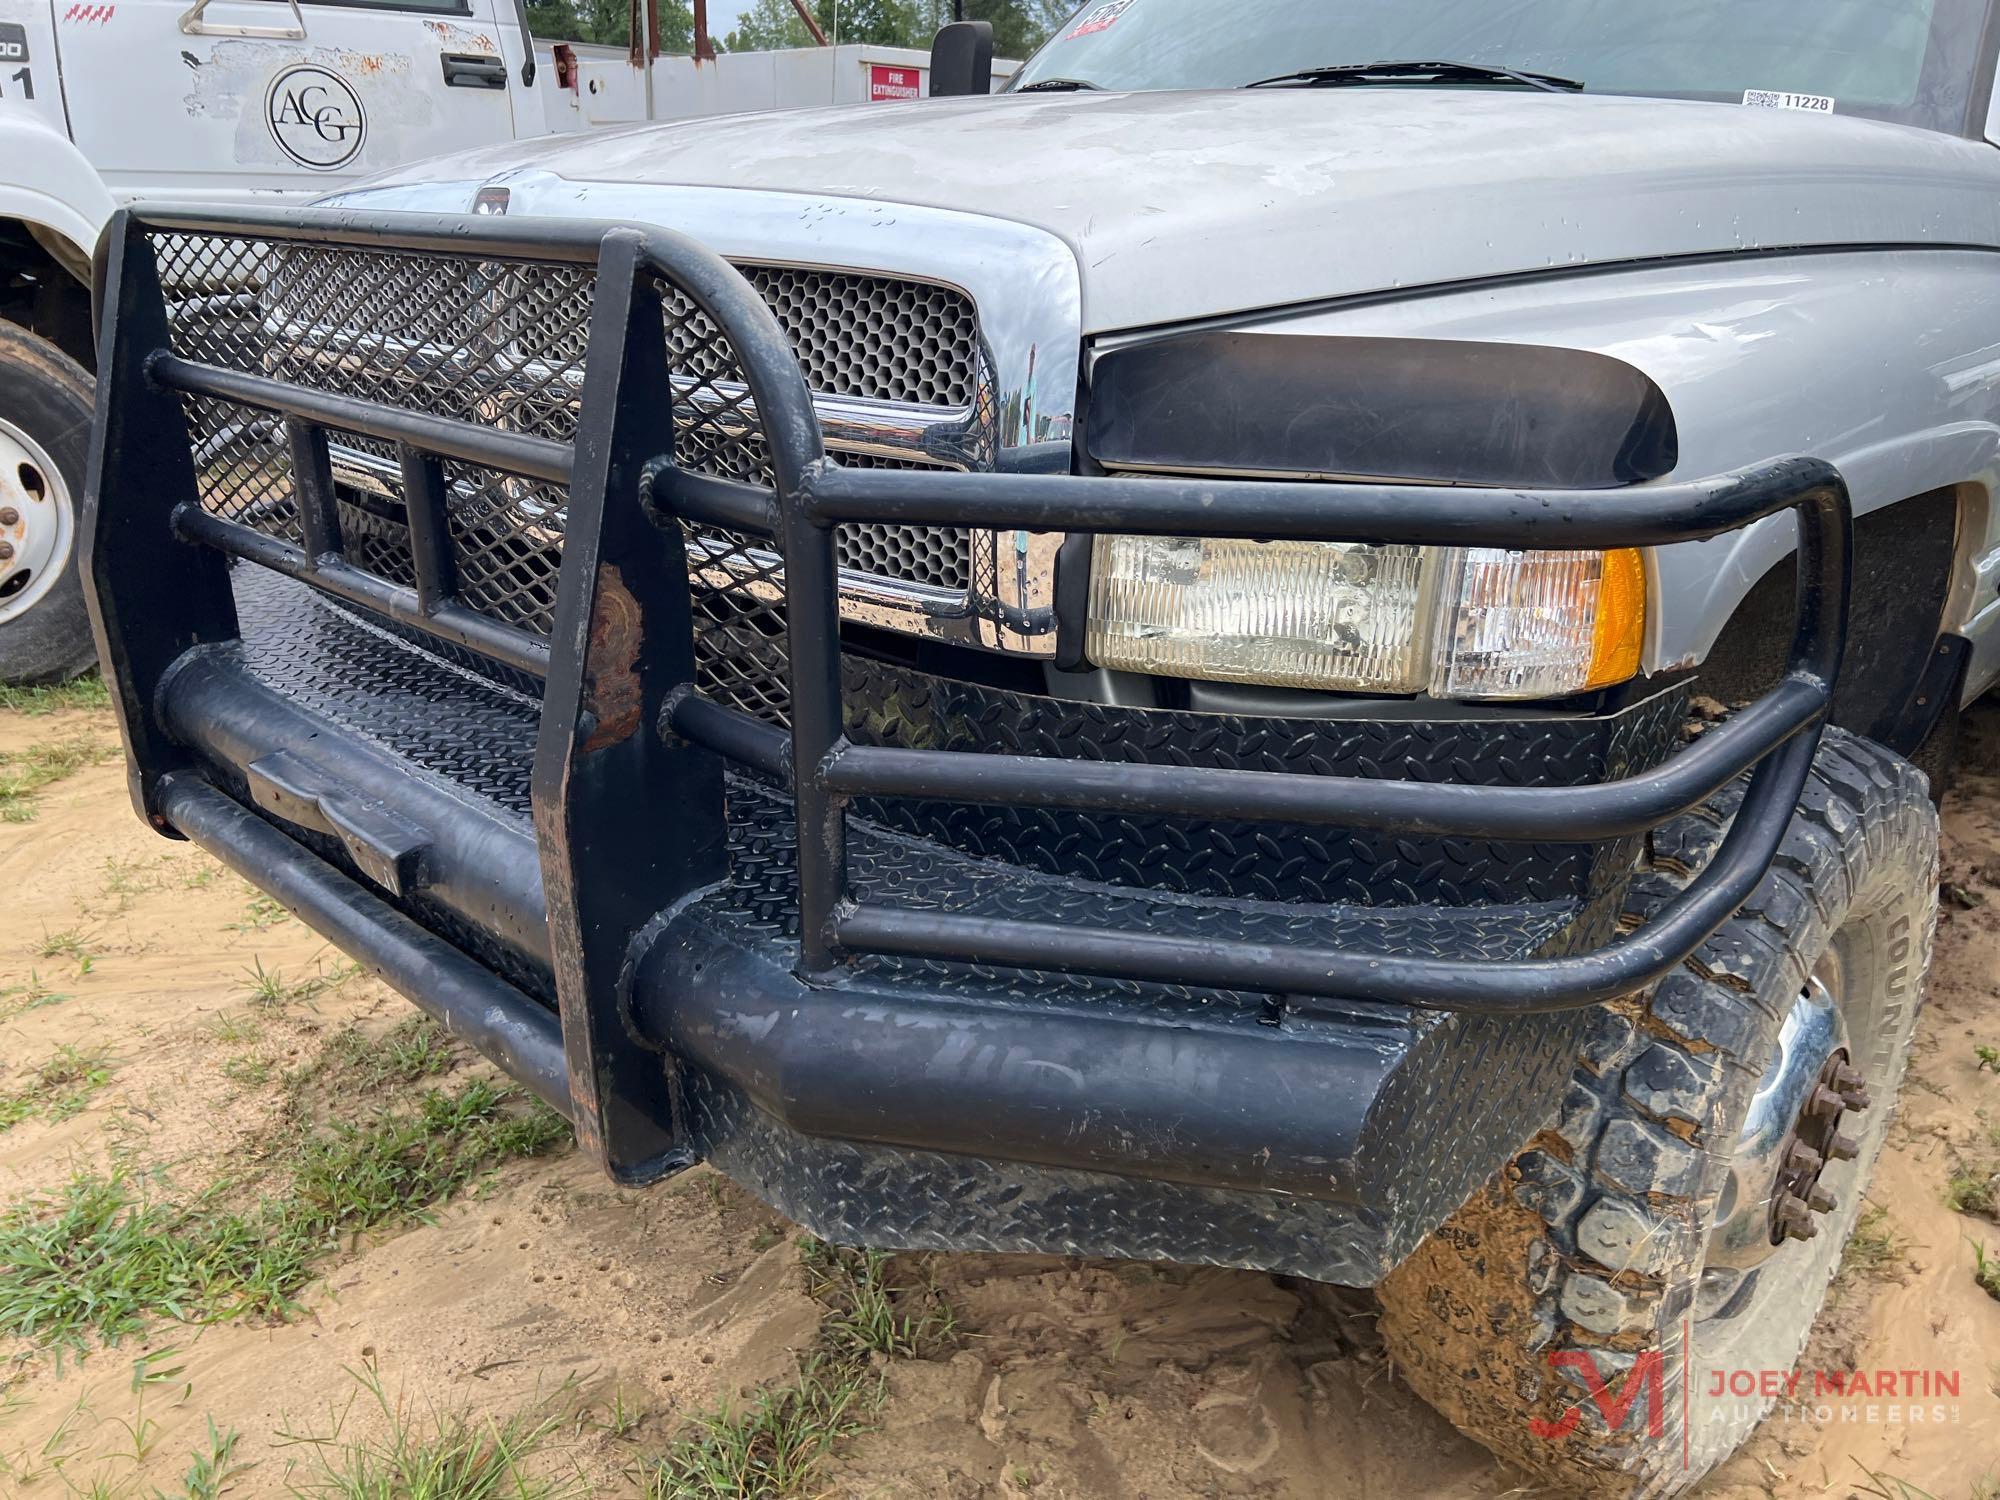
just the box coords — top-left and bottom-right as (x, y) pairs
(929, 20), (994, 97)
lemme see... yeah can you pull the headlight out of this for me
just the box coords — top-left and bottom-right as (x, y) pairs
(1085, 539), (1644, 700)
(1085, 537), (1441, 693)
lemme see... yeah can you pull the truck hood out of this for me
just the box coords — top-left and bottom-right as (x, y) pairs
(346, 88), (2000, 334)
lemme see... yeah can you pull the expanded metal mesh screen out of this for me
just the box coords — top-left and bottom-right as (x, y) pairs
(739, 266), (978, 408)
(146, 230), (977, 724)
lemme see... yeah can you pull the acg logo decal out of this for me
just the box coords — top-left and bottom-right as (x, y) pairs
(265, 65), (365, 170)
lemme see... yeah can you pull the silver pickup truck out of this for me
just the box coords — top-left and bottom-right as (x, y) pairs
(81, 2), (1992, 1492)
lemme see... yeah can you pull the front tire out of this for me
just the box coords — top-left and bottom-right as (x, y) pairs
(1377, 727), (1937, 1496)
(0, 321), (98, 685)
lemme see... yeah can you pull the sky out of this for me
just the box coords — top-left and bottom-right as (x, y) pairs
(706, 1), (755, 33)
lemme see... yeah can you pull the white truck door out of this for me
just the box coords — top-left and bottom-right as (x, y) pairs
(0, 1), (67, 134)
(56, 0), (536, 203)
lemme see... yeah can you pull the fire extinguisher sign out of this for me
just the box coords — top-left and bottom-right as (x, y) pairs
(868, 63), (923, 101)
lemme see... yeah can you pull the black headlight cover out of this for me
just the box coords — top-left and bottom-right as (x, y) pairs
(1085, 331), (1677, 490)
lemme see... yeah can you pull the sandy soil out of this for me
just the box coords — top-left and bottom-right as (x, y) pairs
(2, 697), (1998, 1498)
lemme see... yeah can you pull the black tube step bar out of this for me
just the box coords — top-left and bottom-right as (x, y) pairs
(158, 775), (571, 1117)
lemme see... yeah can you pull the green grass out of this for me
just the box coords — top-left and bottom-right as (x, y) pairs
(0, 1080), (570, 1355)
(1849, 1462), (1944, 1500)
(0, 733), (114, 822)
(179, 1416), (251, 1499)
(0, 675), (110, 717)
(243, 957), (363, 1010)
(802, 1242), (958, 1363)
(36, 927), (94, 975)
(276, 1366), (584, 1500)
(221, 1055), (274, 1090)
(640, 1239), (958, 1499)
(229, 895), (292, 934)
(99, 855), (160, 905)
(1947, 1170), (1998, 1219)
(1838, 1204), (1910, 1285)
(1977, 1242), (2000, 1303)
(0, 1046), (114, 1133)
(300, 1017), (457, 1093)
(1977, 1045), (2000, 1074)
(638, 1359), (877, 1500)
(201, 1010), (262, 1046)
(0, 970), (74, 1021)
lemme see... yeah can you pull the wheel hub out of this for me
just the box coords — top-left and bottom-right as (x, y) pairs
(0, 417), (76, 628)
(1769, 1051), (1868, 1242)
(1704, 960), (1861, 1281)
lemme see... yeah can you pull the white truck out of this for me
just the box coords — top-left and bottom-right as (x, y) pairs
(0, 0), (560, 681)
(0, 1), (1004, 682)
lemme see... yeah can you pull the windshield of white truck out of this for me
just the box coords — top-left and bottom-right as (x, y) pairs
(1011, 0), (1986, 135)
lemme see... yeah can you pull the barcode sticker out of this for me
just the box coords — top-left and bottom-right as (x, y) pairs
(1742, 89), (1834, 113)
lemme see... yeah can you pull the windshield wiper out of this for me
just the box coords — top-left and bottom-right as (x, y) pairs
(1246, 59), (1584, 94)
(1016, 77), (1102, 92)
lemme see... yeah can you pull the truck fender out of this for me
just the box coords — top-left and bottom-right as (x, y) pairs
(1245, 250), (2000, 698)
(0, 115), (117, 283)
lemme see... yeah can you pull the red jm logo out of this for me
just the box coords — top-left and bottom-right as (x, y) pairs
(1530, 1349), (1667, 1441)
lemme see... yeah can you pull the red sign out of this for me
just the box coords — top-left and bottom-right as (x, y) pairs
(869, 64), (922, 102)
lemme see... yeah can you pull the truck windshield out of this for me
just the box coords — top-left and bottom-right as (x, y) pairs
(1012, 0), (1989, 135)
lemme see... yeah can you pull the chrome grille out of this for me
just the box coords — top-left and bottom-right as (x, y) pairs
(500, 264), (977, 411)
(740, 267), (977, 407)
(835, 523), (970, 592)
(147, 231), (981, 719)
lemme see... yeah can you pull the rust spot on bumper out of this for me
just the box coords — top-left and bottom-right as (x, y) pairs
(581, 563), (643, 753)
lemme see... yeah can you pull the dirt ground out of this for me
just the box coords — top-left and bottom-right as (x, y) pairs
(3, 691), (1999, 1499)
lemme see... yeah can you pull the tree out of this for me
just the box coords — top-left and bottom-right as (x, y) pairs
(526, 0), (695, 51)
(723, 0), (925, 51)
(721, 0), (1072, 55)
(909, 0), (1073, 57)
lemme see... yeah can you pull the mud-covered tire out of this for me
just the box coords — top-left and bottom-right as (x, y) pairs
(1377, 727), (1938, 1496)
(0, 321), (97, 685)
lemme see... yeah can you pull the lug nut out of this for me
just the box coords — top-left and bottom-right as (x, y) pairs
(0, 541), (13, 562)
(0, 507), (17, 525)
(1809, 1085), (1847, 1117)
(1827, 1131), (1861, 1162)
(1808, 1184), (1837, 1214)
(1785, 1142), (1824, 1173)
(1776, 1195), (1820, 1240)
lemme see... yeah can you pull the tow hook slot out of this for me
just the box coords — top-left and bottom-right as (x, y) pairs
(245, 751), (432, 898)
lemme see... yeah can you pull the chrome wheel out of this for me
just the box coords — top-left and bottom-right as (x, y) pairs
(1698, 952), (1871, 1323)
(0, 416), (76, 628)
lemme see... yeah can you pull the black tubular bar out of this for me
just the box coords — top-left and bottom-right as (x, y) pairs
(832, 724), (1815, 1012)
(802, 451), (1830, 550)
(174, 507), (552, 678)
(129, 203), (614, 264)
(398, 445), (458, 611)
(663, 686), (793, 784)
(157, 774), (572, 1116)
(821, 673), (1827, 841)
(641, 458), (779, 537)
(285, 415), (341, 560)
(798, 454), (1849, 1011)
(149, 354), (575, 487)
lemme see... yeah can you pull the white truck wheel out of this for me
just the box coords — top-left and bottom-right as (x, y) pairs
(0, 321), (97, 685)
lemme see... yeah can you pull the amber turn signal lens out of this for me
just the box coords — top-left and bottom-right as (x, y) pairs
(1584, 548), (1646, 690)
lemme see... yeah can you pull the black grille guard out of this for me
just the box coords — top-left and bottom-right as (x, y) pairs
(84, 206), (1850, 1212)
